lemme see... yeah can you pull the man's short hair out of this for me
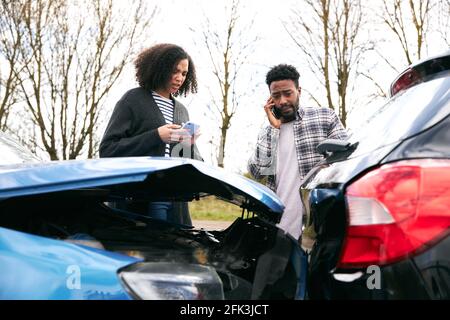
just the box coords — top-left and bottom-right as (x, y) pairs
(266, 64), (300, 87)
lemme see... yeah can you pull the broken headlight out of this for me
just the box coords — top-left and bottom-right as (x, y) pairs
(119, 262), (224, 300)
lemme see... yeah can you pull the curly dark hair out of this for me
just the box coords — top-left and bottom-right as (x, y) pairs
(265, 64), (300, 87)
(134, 43), (198, 97)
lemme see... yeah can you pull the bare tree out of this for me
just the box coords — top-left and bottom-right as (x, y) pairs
(284, 0), (334, 110)
(437, 0), (450, 46)
(195, 0), (258, 167)
(330, 0), (367, 126)
(357, 0), (433, 102)
(0, 1), (27, 131)
(4, 0), (157, 160)
(284, 0), (368, 126)
(380, 0), (431, 65)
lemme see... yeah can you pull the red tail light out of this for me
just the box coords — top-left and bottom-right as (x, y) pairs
(390, 68), (422, 97)
(339, 159), (450, 268)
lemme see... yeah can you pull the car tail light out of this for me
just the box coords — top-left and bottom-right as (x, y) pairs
(339, 159), (450, 269)
(390, 68), (422, 97)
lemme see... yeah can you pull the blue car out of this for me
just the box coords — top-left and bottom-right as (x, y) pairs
(0, 133), (305, 300)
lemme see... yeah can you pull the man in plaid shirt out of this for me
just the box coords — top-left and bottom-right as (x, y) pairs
(248, 64), (347, 240)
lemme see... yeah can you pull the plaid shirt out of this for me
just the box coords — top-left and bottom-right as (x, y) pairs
(248, 107), (348, 191)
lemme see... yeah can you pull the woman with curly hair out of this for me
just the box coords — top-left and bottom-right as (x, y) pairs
(100, 43), (202, 225)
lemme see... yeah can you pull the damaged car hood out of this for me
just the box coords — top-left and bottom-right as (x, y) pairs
(0, 157), (284, 219)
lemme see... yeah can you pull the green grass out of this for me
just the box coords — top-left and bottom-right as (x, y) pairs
(189, 196), (242, 221)
(188, 172), (267, 221)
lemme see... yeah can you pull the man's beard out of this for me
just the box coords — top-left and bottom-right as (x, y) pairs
(280, 96), (299, 123)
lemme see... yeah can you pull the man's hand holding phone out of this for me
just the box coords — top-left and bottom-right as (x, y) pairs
(264, 97), (281, 129)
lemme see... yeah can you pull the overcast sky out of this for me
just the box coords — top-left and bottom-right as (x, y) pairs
(100, 0), (449, 173)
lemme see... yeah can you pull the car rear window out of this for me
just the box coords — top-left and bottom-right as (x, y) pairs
(348, 75), (450, 158)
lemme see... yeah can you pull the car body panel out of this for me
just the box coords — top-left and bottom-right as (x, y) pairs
(0, 155), (295, 300)
(383, 112), (450, 162)
(302, 144), (397, 189)
(301, 54), (450, 299)
(346, 76), (450, 160)
(311, 236), (449, 300)
(0, 226), (140, 299)
(305, 122), (450, 299)
(0, 157), (284, 217)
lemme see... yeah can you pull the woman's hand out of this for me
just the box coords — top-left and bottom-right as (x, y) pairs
(175, 127), (201, 145)
(190, 128), (201, 145)
(157, 124), (182, 143)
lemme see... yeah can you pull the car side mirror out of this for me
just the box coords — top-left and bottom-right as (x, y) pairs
(316, 139), (355, 157)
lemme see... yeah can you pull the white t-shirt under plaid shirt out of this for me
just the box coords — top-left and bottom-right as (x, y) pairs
(152, 91), (174, 157)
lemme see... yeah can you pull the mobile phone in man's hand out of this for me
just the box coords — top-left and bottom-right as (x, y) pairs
(271, 106), (282, 119)
(182, 121), (199, 136)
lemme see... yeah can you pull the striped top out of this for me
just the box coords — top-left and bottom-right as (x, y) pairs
(152, 91), (174, 157)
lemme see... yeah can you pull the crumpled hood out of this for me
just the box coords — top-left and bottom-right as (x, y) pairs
(0, 157), (284, 220)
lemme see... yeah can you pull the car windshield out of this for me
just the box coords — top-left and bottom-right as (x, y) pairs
(0, 133), (41, 165)
(347, 75), (450, 158)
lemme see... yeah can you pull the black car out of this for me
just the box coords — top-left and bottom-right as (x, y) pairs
(300, 51), (450, 299)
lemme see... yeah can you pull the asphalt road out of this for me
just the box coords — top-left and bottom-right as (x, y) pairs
(192, 220), (232, 230)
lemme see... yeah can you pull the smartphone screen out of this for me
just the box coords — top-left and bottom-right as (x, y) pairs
(182, 122), (198, 135)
